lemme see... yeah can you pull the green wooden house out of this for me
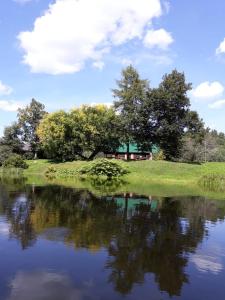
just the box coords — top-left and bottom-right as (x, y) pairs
(105, 143), (159, 160)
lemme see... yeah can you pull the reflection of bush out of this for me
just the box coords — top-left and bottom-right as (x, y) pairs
(86, 177), (126, 194)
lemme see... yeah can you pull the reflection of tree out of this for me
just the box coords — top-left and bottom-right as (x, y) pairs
(106, 198), (205, 296)
(0, 181), (225, 297)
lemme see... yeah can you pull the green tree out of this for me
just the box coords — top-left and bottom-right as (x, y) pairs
(0, 122), (23, 153)
(113, 65), (151, 156)
(147, 70), (192, 160)
(37, 105), (120, 161)
(18, 99), (46, 159)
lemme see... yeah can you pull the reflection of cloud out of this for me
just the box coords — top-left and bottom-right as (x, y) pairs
(191, 254), (223, 275)
(8, 271), (83, 300)
(191, 244), (225, 275)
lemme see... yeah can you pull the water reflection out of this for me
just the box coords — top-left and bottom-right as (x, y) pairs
(8, 271), (83, 300)
(0, 178), (225, 299)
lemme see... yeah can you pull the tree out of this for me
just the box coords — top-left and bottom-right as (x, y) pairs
(113, 65), (151, 156)
(180, 128), (225, 163)
(37, 110), (72, 161)
(18, 99), (46, 159)
(37, 105), (121, 161)
(147, 70), (192, 160)
(0, 122), (23, 154)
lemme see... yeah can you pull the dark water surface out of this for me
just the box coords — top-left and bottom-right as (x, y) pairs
(0, 178), (225, 300)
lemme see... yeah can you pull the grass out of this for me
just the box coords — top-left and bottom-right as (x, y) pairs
(24, 159), (225, 182)
(19, 159), (225, 199)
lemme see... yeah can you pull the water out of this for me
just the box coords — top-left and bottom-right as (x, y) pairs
(0, 178), (225, 299)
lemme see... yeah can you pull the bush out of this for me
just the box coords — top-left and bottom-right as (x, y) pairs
(45, 166), (57, 178)
(3, 154), (28, 169)
(78, 159), (129, 178)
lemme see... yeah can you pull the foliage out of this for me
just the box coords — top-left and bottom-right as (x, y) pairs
(199, 174), (225, 192)
(3, 154), (28, 169)
(0, 122), (23, 154)
(45, 166), (57, 178)
(113, 67), (202, 160)
(153, 150), (165, 161)
(18, 98), (47, 158)
(113, 65), (151, 151)
(0, 145), (13, 166)
(78, 159), (129, 178)
(180, 129), (225, 163)
(147, 70), (192, 159)
(37, 105), (121, 161)
(57, 168), (78, 177)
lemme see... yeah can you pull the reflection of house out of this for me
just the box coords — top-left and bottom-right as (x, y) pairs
(106, 193), (159, 219)
(105, 143), (159, 160)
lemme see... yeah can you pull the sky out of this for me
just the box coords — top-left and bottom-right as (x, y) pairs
(0, 0), (225, 135)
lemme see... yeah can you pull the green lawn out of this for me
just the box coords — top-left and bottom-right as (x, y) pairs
(21, 159), (225, 198)
(24, 159), (225, 182)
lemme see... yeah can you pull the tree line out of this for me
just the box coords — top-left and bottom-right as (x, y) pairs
(0, 65), (225, 163)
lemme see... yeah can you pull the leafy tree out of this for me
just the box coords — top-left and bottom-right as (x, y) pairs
(0, 145), (13, 166)
(18, 99), (46, 159)
(146, 70), (192, 160)
(37, 105), (121, 161)
(113, 65), (151, 155)
(37, 110), (74, 161)
(180, 128), (225, 162)
(0, 122), (23, 154)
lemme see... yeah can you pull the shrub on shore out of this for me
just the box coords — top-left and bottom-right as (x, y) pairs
(3, 154), (28, 169)
(78, 159), (129, 178)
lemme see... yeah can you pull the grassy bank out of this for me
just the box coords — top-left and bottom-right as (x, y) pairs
(20, 159), (225, 199)
(24, 159), (225, 182)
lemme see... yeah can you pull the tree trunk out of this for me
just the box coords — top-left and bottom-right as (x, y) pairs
(126, 143), (130, 161)
(88, 149), (100, 160)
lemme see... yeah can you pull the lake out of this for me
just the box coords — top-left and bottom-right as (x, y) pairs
(0, 177), (225, 300)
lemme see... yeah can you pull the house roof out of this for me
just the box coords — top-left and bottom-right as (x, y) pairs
(117, 143), (159, 154)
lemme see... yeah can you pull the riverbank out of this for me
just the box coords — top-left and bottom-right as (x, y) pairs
(24, 159), (225, 181)
(20, 159), (225, 199)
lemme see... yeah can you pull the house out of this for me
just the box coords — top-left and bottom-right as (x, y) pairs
(105, 143), (159, 161)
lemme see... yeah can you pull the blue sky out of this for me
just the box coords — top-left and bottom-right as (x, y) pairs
(0, 0), (225, 135)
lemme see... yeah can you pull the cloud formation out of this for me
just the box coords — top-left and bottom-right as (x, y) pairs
(18, 0), (172, 74)
(208, 99), (225, 109)
(192, 81), (224, 100)
(216, 38), (225, 55)
(0, 80), (13, 96)
(0, 100), (24, 112)
(144, 28), (173, 50)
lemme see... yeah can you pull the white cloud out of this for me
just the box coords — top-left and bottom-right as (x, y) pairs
(216, 38), (225, 55)
(143, 28), (173, 50)
(208, 99), (225, 109)
(92, 61), (105, 70)
(0, 80), (13, 96)
(18, 0), (167, 74)
(0, 100), (24, 112)
(192, 81), (224, 100)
